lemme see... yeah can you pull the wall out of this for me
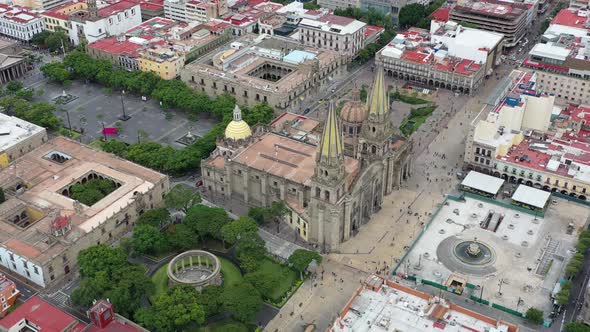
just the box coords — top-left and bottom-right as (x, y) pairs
(0, 247), (45, 287)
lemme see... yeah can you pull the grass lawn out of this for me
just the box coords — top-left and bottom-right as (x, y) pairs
(258, 258), (298, 302)
(399, 105), (436, 136)
(150, 256), (243, 299)
(391, 92), (430, 105)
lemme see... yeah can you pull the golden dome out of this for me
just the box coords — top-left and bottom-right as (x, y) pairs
(340, 100), (368, 124)
(225, 105), (252, 141)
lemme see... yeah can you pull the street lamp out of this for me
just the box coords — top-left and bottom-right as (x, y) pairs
(119, 90), (131, 121)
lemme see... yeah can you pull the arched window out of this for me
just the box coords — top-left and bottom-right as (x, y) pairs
(316, 187), (320, 197)
(372, 146), (377, 154)
(324, 190), (330, 201)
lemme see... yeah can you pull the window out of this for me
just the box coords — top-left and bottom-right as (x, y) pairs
(9, 253), (13, 262)
(23, 261), (27, 269)
(33, 266), (38, 274)
(475, 157), (479, 162)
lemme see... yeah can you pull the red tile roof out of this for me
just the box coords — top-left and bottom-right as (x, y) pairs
(551, 9), (588, 30)
(98, 1), (136, 17)
(430, 7), (451, 22)
(88, 37), (142, 56)
(0, 296), (86, 332)
(364, 24), (383, 39)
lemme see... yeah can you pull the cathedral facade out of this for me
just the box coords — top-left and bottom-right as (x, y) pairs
(201, 70), (412, 252)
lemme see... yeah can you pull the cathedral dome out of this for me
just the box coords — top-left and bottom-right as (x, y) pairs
(225, 105), (251, 141)
(340, 101), (368, 124)
(340, 88), (368, 124)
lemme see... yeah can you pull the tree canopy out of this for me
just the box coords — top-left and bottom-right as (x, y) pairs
(221, 283), (262, 323)
(164, 184), (201, 213)
(525, 307), (544, 325)
(69, 178), (116, 206)
(565, 322), (590, 332)
(135, 285), (205, 332)
(131, 223), (169, 255)
(183, 204), (231, 240)
(236, 232), (267, 272)
(221, 216), (259, 245)
(137, 208), (170, 228)
(288, 249), (322, 279)
(77, 245), (127, 278)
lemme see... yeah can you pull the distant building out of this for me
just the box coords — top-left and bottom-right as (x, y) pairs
(181, 34), (344, 112)
(450, 0), (530, 47)
(316, 0), (360, 11)
(164, 0), (227, 23)
(87, 17), (232, 79)
(0, 296), (148, 331)
(41, 1), (88, 32)
(0, 274), (18, 318)
(12, 0), (69, 11)
(297, 14), (368, 62)
(0, 4), (44, 42)
(0, 113), (47, 167)
(0, 137), (169, 287)
(522, 8), (590, 106)
(68, 0), (142, 45)
(0, 40), (30, 84)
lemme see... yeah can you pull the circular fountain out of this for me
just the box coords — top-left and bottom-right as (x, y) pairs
(452, 240), (494, 266)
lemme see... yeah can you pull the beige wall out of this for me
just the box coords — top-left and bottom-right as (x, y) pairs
(531, 69), (590, 106)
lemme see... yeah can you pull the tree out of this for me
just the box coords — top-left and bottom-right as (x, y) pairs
(0, 187), (5, 204)
(244, 270), (280, 297)
(164, 184), (201, 213)
(106, 266), (154, 317)
(136, 208), (170, 228)
(45, 31), (69, 53)
(41, 62), (70, 83)
(236, 233), (267, 271)
(183, 204), (230, 240)
(166, 224), (197, 251)
(243, 103), (275, 126)
(565, 322), (590, 332)
(221, 217), (259, 245)
(398, 3), (426, 28)
(132, 223), (169, 255)
(221, 283), (262, 323)
(525, 307), (544, 325)
(6, 81), (23, 94)
(77, 245), (127, 278)
(248, 206), (272, 225)
(135, 285), (205, 332)
(303, 0), (320, 10)
(31, 31), (51, 48)
(195, 285), (223, 317)
(288, 249), (322, 279)
(101, 140), (129, 156)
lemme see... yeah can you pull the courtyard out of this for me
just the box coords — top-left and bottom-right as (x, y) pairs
(398, 195), (590, 314)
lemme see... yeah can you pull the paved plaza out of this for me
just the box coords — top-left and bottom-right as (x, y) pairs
(400, 195), (589, 313)
(24, 74), (217, 148)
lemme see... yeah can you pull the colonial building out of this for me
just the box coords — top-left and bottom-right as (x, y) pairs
(201, 70), (412, 251)
(0, 137), (169, 287)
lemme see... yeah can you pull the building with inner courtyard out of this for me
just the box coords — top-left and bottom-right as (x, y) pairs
(0, 137), (169, 287)
(181, 33), (345, 113)
(200, 70), (412, 251)
(0, 113), (47, 168)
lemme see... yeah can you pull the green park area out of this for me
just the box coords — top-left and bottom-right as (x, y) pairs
(391, 90), (430, 105)
(400, 105), (437, 136)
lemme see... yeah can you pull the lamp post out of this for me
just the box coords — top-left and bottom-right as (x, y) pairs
(119, 90), (131, 121)
(101, 122), (107, 141)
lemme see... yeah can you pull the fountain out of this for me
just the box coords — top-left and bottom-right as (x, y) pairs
(452, 238), (494, 266)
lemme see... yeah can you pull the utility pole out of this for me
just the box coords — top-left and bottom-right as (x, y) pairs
(119, 90), (130, 121)
(101, 122), (107, 141)
(65, 111), (72, 136)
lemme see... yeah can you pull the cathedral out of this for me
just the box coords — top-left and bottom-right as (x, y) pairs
(201, 70), (412, 252)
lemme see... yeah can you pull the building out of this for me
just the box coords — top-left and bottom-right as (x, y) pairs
(200, 70), (412, 251)
(464, 69), (590, 201)
(138, 46), (184, 79)
(522, 8), (590, 106)
(297, 14), (367, 62)
(450, 0), (529, 47)
(41, 1), (88, 32)
(571, 0), (589, 9)
(0, 113), (47, 168)
(12, 0), (69, 11)
(317, 0), (359, 11)
(88, 17), (232, 77)
(127, 0), (165, 20)
(0, 5), (44, 42)
(164, 0), (227, 23)
(0, 274), (18, 318)
(181, 34), (344, 112)
(0, 137), (169, 287)
(430, 20), (504, 75)
(0, 40), (30, 84)
(0, 296), (147, 332)
(376, 28), (487, 95)
(68, 0), (142, 45)
(330, 275), (519, 332)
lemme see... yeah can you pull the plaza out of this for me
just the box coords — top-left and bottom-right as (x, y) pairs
(397, 195), (590, 314)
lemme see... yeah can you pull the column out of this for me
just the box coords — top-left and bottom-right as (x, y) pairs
(189, 256), (193, 269)
(343, 199), (351, 241)
(197, 255), (201, 267)
(243, 171), (249, 203)
(279, 181), (285, 200)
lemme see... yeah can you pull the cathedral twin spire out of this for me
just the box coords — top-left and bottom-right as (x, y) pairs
(367, 69), (388, 118)
(317, 100), (344, 168)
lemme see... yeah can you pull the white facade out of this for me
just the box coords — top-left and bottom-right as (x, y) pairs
(0, 246), (44, 287)
(297, 16), (366, 61)
(69, 4), (141, 45)
(164, 0), (187, 22)
(0, 8), (43, 42)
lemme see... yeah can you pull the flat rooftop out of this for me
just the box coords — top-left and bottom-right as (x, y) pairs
(452, 0), (527, 19)
(0, 114), (45, 153)
(331, 275), (518, 332)
(270, 112), (320, 144)
(461, 171), (505, 195)
(551, 8), (590, 31)
(512, 185), (550, 209)
(232, 133), (359, 187)
(0, 137), (167, 265)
